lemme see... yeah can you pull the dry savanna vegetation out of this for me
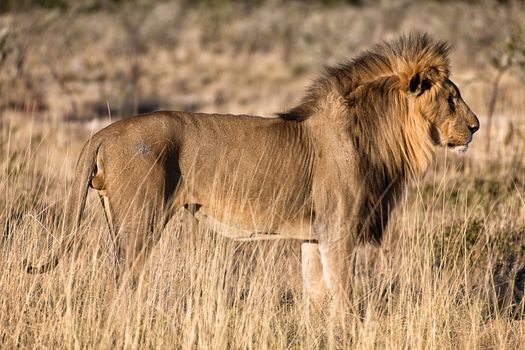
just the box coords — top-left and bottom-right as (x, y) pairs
(1, 0), (525, 349)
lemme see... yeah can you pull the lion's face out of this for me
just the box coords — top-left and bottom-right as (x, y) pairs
(430, 79), (479, 153)
(413, 74), (480, 154)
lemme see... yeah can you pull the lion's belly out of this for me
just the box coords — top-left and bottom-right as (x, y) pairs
(193, 206), (315, 241)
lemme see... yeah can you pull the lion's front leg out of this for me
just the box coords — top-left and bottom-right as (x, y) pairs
(314, 217), (355, 326)
(311, 181), (356, 326)
(301, 240), (327, 309)
(319, 237), (352, 319)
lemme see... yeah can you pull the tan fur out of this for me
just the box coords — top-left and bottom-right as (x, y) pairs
(26, 33), (479, 307)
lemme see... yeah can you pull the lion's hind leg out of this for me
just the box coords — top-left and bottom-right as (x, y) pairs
(98, 193), (124, 287)
(100, 159), (179, 288)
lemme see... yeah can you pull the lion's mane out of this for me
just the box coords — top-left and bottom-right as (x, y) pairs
(280, 33), (451, 242)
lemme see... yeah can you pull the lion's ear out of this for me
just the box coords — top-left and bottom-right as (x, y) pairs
(408, 67), (440, 96)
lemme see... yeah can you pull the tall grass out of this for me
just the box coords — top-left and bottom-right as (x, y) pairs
(1, 105), (524, 349)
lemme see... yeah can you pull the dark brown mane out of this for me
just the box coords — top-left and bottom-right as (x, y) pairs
(278, 32), (450, 121)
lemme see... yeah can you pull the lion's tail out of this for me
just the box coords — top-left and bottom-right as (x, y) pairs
(25, 137), (102, 274)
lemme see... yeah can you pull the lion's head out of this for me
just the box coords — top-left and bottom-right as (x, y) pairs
(407, 67), (479, 154)
(280, 33), (480, 160)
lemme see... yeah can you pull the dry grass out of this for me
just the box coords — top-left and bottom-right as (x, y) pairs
(2, 90), (525, 350)
(1, 1), (525, 349)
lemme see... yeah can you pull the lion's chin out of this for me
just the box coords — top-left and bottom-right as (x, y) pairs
(444, 141), (470, 154)
(451, 144), (469, 154)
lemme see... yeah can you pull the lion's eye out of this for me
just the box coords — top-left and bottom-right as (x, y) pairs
(447, 95), (456, 112)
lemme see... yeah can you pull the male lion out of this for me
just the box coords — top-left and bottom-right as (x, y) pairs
(26, 33), (479, 310)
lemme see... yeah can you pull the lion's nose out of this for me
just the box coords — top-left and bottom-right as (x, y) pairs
(468, 114), (480, 134)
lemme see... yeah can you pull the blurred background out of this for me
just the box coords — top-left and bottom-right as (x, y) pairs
(0, 0), (524, 157)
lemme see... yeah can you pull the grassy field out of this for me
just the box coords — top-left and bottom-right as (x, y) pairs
(1, 1), (525, 349)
